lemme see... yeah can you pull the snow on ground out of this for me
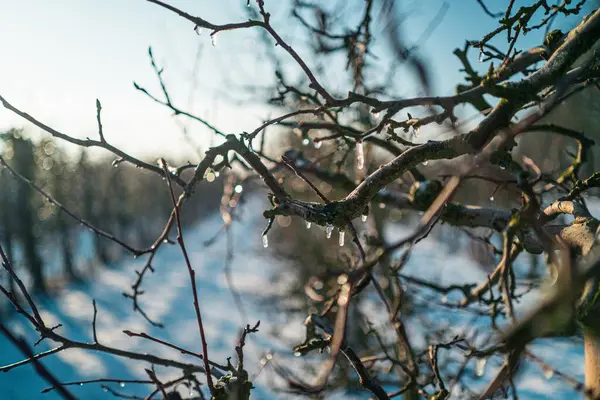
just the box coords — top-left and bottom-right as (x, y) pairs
(0, 196), (592, 399)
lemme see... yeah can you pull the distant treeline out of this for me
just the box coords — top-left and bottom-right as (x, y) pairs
(0, 128), (222, 295)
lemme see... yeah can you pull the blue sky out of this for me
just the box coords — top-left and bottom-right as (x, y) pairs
(0, 0), (587, 160)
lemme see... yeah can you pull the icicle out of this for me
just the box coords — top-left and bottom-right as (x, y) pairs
(475, 357), (487, 377)
(338, 230), (345, 247)
(326, 224), (333, 239)
(356, 141), (365, 170)
(478, 50), (483, 63)
(361, 214), (368, 222)
(305, 221), (312, 229)
(262, 235), (269, 248)
(211, 34), (218, 46)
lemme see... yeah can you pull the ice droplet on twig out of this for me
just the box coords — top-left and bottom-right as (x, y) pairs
(475, 357), (487, 377)
(356, 141), (365, 170)
(313, 140), (322, 149)
(422, 160), (429, 166)
(489, 195), (495, 202)
(338, 230), (345, 247)
(478, 50), (483, 63)
(305, 221), (312, 229)
(326, 224), (333, 239)
(302, 138), (310, 146)
(414, 126), (420, 137)
(361, 214), (368, 222)
(544, 368), (554, 380)
(262, 235), (269, 248)
(211, 34), (218, 46)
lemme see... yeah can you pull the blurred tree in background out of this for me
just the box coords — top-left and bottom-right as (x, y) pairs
(0, 129), (222, 299)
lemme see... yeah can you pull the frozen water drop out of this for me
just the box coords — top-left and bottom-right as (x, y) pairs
(356, 141), (365, 170)
(338, 230), (345, 247)
(489, 195), (495, 202)
(305, 221), (311, 229)
(119, 382), (125, 388)
(262, 235), (269, 248)
(326, 224), (333, 239)
(544, 368), (554, 380)
(211, 34), (218, 46)
(414, 126), (420, 137)
(475, 357), (487, 377)
(314, 140), (322, 149)
(103, 387), (108, 392)
(478, 50), (483, 63)
(294, 351), (302, 357)
(422, 160), (429, 166)
(361, 214), (368, 222)
(302, 138), (310, 146)
(234, 184), (243, 194)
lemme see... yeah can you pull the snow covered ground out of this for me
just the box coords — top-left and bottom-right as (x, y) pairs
(0, 196), (591, 399)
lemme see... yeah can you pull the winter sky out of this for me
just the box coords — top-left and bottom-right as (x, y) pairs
(0, 0), (587, 160)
